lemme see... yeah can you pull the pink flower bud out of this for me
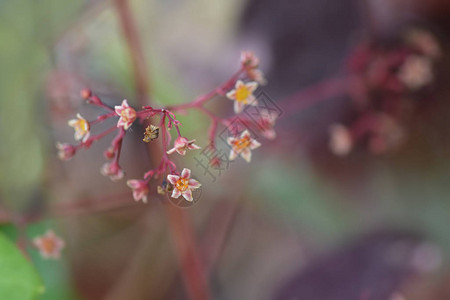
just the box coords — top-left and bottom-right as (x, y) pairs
(56, 143), (76, 160)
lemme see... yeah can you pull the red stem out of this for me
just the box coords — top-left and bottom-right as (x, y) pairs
(114, 0), (151, 104)
(113, 1), (211, 299)
(280, 76), (350, 119)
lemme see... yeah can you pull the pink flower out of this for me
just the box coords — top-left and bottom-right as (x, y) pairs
(33, 230), (65, 259)
(227, 130), (261, 163)
(241, 51), (260, 69)
(246, 68), (267, 85)
(258, 110), (278, 140)
(166, 136), (201, 156)
(115, 99), (137, 130)
(329, 124), (353, 156)
(406, 29), (441, 59)
(167, 168), (201, 202)
(104, 147), (116, 160)
(68, 113), (90, 142)
(398, 55), (433, 90)
(56, 143), (76, 160)
(127, 179), (149, 203)
(226, 80), (258, 114)
(240, 51), (267, 85)
(100, 161), (124, 181)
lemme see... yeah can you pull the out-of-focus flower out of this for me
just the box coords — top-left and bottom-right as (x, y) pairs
(166, 136), (200, 155)
(406, 29), (441, 59)
(398, 55), (433, 90)
(246, 68), (267, 85)
(226, 80), (258, 114)
(240, 51), (267, 85)
(127, 179), (149, 203)
(115, 99), (136, 130)
(227, 129), (261, 162)
(104, 147), (116, 160)
(56, 143), (76, 160)
(389, 293), (406, 300)
(68, 113), (90, 142)
(167, 168), (201, 202)
(258, 110), (278, 140)
(80, 88), (92, 100)
(329, 124), (353, 156)
(100, 162), (124, 181)
(143, 125), (159, 142)
(368, 114), (405, 155)
(241, 51), (260, 69)
(33, 230), (65, 259)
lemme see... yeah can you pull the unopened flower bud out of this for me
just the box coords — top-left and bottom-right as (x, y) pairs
(56, 143), (76, 160)
(80, 89), (92, 100)
(104, 147), (116, 159)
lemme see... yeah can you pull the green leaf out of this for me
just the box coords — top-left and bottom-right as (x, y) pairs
(0, 233), (44, 300)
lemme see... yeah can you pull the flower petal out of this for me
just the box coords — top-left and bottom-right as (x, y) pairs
(226, 90), (236, 100)
(240, 148), (252, 162)
(127, 180), (140, 189)
(248, 96), (258, 106)
(249, 139), (261, 150)
(121, 99), (129, 108)
(117, 118), (126, 127)
(234, 101), (244, 114)
(241, 130), (251, 139)
(227, 137), (236, 145)
(181, 168), (191, 179)
(188, 179), (201, 189)
(235, 80), (245, 89)
(171, 188), (181, 199)
(246, 81), (258, 92)
(123, 122), (132, 130)
(229, 149), (238, 161)
(182, 190), (193, 202)
(115, 106), (123, 115)
(174, 137), (188, 148)
(167, 174), (179, 185)
(68, 119), (77, 127)
(81, 131), (90, 143)
(176, 148), (187, 156)
(187, 141), (201, 150)
(132, 190), (141, 201)
(166, 147), (177, 155)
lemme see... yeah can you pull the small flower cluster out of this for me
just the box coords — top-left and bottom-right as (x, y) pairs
(330, 28), (441, 156)
(57, 51), (277, 204)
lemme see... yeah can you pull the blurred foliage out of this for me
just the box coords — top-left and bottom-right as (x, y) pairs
(0, 0), (84, 299)
(0, 232), (43, 300)
(0, 0), (83, 207)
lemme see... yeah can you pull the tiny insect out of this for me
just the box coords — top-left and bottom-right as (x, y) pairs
(143, 125), (159, 142)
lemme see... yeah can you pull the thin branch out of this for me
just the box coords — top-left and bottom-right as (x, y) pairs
(113, 1), (211, 299)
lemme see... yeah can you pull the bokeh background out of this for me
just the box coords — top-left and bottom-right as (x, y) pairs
(2, 0), (450, 299)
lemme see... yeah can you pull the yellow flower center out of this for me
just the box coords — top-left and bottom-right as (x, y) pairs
(75, 119), (89, 134)
(235, 86), (251, 103)
(233, 136), (251, 150)
(41, 238), (56, 253)
(121, 108), (136, 122)
(175, 178), (189, 192)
